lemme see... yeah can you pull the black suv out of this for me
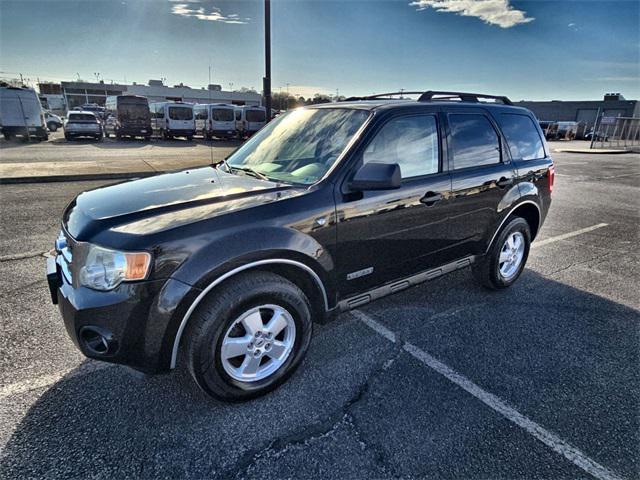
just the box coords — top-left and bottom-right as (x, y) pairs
(47, 90), (554, 401)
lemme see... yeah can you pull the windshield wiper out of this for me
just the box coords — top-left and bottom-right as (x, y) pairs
(230, 165), (271, 182)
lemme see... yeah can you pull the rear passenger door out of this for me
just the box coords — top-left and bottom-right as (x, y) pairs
(444, 108), (518, 257)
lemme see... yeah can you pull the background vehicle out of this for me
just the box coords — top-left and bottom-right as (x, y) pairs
(194, 103), (236, 140)
(555, 121), (578, 140)
(538, 120), (558, 140)
(47, 90), (554, 402)
(235, 105), (267, 138)
(104, 95), (151, 140)
(44, 110), (63, 131)
(63, 111), (103, 141)
(150, 101), (195, 140)
(0, 86), (48, 141)
(74, 103), (106, 120)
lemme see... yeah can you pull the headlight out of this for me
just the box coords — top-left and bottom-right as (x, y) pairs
(79, 244), (151, 291)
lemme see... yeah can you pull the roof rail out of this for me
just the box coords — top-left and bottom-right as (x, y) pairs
(418, 90), (513, 105)
(343, 91), (424, 101)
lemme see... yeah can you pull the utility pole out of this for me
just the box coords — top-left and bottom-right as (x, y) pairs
(263, 0), (272, 121)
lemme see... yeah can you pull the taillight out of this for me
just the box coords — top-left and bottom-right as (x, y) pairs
(548, 165), (555, 194)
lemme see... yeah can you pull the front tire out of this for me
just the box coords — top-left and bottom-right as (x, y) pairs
(183, 272), (313, 402)
(472, 217), (531, 290)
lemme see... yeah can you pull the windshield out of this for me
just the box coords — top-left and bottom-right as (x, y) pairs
(226, 107), (369, 185)
(246, 110), (266, 123)
(168, 106), (193, 120)
(212, 108), (234, 122)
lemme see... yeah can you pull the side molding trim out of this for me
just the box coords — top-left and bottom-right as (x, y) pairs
(170, 258), (329, 369)
(485, 200), (541, 254)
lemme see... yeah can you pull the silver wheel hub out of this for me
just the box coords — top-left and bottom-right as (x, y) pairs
(499, 231), (525, 280)
(220, 305), (296, 383)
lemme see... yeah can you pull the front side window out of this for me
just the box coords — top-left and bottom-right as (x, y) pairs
(212, 108), (234, 122)
(449, 114), (500, 169)
(363, 115), (439, 179)
(498, 114), (545, 160)
(227, 107), (369, 185)
(168, 106), (193, 120)
(156, 106), (164, 119)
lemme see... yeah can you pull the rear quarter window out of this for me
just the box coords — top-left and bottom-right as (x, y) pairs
(498, 113), (545, 160)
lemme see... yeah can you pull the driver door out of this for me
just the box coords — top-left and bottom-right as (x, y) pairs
(335, 113), (453, 297)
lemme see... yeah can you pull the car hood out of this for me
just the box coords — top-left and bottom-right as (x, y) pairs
(64, 166), (304, 240)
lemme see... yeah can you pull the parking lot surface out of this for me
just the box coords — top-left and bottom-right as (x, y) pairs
(0, 150), (638, 479)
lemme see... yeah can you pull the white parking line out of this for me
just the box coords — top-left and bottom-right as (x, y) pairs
(532, 223), (608, 248)
(355, 310), (624, 480)
(0, 362), (115, 400)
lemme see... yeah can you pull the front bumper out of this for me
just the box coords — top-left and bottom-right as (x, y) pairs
(46, 254), (199, 374)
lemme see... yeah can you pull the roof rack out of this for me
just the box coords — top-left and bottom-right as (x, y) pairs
(418, 90), (513, 105)
(342, 90), (513, 106)
(343, 91), (423, 101)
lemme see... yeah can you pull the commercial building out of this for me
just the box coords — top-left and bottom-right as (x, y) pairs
(37, 79), (262, 114)
(515, 93), (639, 133)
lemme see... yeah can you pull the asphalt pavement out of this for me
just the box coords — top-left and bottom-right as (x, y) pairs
(0, 150), (638, 479)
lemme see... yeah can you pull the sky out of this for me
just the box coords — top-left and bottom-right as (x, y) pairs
(0, 0), (638, 101)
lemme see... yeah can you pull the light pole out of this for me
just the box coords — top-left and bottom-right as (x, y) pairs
(263, 0), (272, 121)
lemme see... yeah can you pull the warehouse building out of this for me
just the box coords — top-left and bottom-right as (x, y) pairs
(37, 80), (261, 114)
(515, 93), (639, 133)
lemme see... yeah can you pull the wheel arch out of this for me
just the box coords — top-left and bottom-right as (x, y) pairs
(485, 200), (541, 254)
(169, 257), (330, 369)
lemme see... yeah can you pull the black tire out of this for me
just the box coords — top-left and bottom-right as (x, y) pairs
(472, 217), (531, 290)
(64, 134), (71, 141)
(182, 271), (313, 402)
(95, 135), (103, 142)
(144, 136), (151, 142)
(3, 132), (12, 140)
(116, 133), (122, 140)
(187, 135), (193, 141)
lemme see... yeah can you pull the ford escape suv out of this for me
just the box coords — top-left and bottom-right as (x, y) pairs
(46, 90), (554, 401)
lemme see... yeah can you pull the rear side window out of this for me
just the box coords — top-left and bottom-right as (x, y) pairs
(194, 107), (207, 120)
(449, 114), (500, 169)
(363, 115), (439, 179)
(498, 114), (545, 160)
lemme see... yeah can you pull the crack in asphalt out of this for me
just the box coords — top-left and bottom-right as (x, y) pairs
(225, 347), (403, 480)
(0, 251), (47, 263)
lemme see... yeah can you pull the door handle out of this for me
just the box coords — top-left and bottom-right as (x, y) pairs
(496, 177), (513, 189)
(420, 192), (442, 206)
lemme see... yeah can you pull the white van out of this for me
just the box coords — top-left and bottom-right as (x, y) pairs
(194, 103), (236, 140)
(0, 86), (48, 141)
(149, 101), (196, 140)
(234, 106), (267, 138)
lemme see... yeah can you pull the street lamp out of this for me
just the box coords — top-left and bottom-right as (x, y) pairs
(263, 0), (272, 121)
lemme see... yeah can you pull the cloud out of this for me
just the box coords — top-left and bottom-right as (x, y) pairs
(568, 22), (579, 31)
(409, 0), (534, 28)
(171, 2), (249, 24)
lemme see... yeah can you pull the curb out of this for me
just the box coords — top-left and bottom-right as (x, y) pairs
(0, 171), (160, 185)
(553, 148), (632, 154)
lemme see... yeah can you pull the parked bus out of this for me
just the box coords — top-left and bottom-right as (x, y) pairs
(104, 95), (152, 140)
(235, 105), (267, 138)
(194, 103), (236, 140)
(150, 101), (195, 140)
(0, 86), (48, 141)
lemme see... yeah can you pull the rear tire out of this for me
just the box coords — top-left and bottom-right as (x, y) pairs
(182, 271), (313, 402)
(472, 217), (531, 290)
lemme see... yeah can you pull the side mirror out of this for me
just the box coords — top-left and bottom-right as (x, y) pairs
(350, 162), (401, 191)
